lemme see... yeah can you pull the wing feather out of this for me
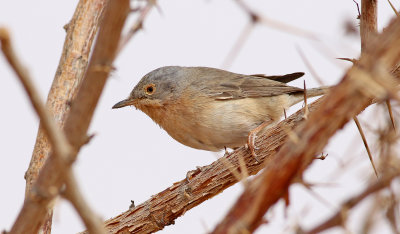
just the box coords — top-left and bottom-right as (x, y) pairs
(188, 67), (305, 100)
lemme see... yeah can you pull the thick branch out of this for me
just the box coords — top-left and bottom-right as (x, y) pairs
(9, 1), (129, 233)
(91, 98), (319, 233)
(360, 0), (377, 50)
(1, 26), (106, 234)
(24, 1), (107, 231)
(25, 0), (107, 193)
(211, 16), (400, 234)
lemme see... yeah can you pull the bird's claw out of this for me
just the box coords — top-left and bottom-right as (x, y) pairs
(246, 134), (260, 163)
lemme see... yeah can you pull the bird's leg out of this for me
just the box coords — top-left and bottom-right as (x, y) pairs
(223, 146), (229, 157)
(247, 121), (271, 162)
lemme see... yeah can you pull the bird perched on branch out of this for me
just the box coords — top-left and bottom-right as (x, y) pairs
(113, 66), (327, 157)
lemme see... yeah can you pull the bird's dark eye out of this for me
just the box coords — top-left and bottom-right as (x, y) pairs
(144, 83), (156, 95)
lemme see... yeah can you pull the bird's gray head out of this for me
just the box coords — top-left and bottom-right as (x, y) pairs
(112, 66), (188, 109)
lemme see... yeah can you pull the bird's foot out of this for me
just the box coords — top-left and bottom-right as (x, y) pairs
(247, 121), (271, 163)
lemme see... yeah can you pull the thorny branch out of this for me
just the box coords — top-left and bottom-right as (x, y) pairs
(63, 171), (106, 234)
(0, 29), (72, 164)
(95, 97), (324, 234)
(0, 28), (106, 234)
(24, 0), (107, 231)
(360, 0), (377, 51)
(212, 15), (400, 234)
(8, 1), (130, 233)
(306, 169), (400, 234)
(3, 0), (398, 233)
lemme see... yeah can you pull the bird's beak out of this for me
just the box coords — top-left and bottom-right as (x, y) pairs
(112, 98), (136, 109)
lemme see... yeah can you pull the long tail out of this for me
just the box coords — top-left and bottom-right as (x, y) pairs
(289, 86), (330, 106)
(307, 86), (330, 97)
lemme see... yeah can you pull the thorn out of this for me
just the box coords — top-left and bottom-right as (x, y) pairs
(352, 0), (361, 19)
(337, 57), (358, 63)
(260, 218), (269, 225)
(303, 80), (309, 119)
(387, 0), (400, 17)
(386, 100), (396, 131)
(353, 117), (378, 177)
(129, 200), (135, 209)
(83, 133), (96, 146)
(315, 152), (328, 160)
(63, 22), (70, 32)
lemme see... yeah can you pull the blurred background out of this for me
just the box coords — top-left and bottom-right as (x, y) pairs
(0, 0), (397, 233)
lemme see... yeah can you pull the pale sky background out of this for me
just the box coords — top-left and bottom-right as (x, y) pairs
(0, 0), (397, 233)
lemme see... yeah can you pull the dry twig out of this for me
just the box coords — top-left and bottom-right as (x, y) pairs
(0, 27), (106, 234)
(90, 96), (321, 234)
(221, 22), (254, 68)
(62, 172), (106, 234)
(386, 100), (396, 130)
(360, 0), (377, 51)
(24, 0), (107, 231)
(118, 0), (155, 54)
(388, 0), (400, 17)
(0, 28), (72, 164)
(296, 46), (325, 86)
(223, 0), (318, 68)
(234, 0), (317, 39)
(306, 170), (400, 234)
(25, 0), (107, 193)
(9, 1), (130, 233)
(303, 80), (309, 119)
(353, 116), (378, 177)
(211, 16), (400, 234)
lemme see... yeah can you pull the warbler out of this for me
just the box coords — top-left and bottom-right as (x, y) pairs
(113, 66), (327, 154)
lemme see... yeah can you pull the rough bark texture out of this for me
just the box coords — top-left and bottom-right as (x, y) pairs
(212, 16), (400, 234)
(9, 1), (129, 233)
(360, 0), (377, 50)
(23, 1), (106, 232)
(25, 0), (106, 192)
(98, 99), (319, 234)
(93, 14), (400, 234)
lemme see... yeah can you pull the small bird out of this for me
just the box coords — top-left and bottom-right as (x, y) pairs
(113, 66), (327, 155)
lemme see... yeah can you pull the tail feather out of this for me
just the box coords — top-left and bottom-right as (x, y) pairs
(251, 72), (305, 83)
(307, 86), (330, 97)
(289, 86), (330, 106)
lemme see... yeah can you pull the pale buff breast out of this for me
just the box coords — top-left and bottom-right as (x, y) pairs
(196, 94), (292, 150)
(152, 94), (293, 151)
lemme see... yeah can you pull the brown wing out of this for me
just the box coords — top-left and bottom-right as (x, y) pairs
(197, 70), (304, 100)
